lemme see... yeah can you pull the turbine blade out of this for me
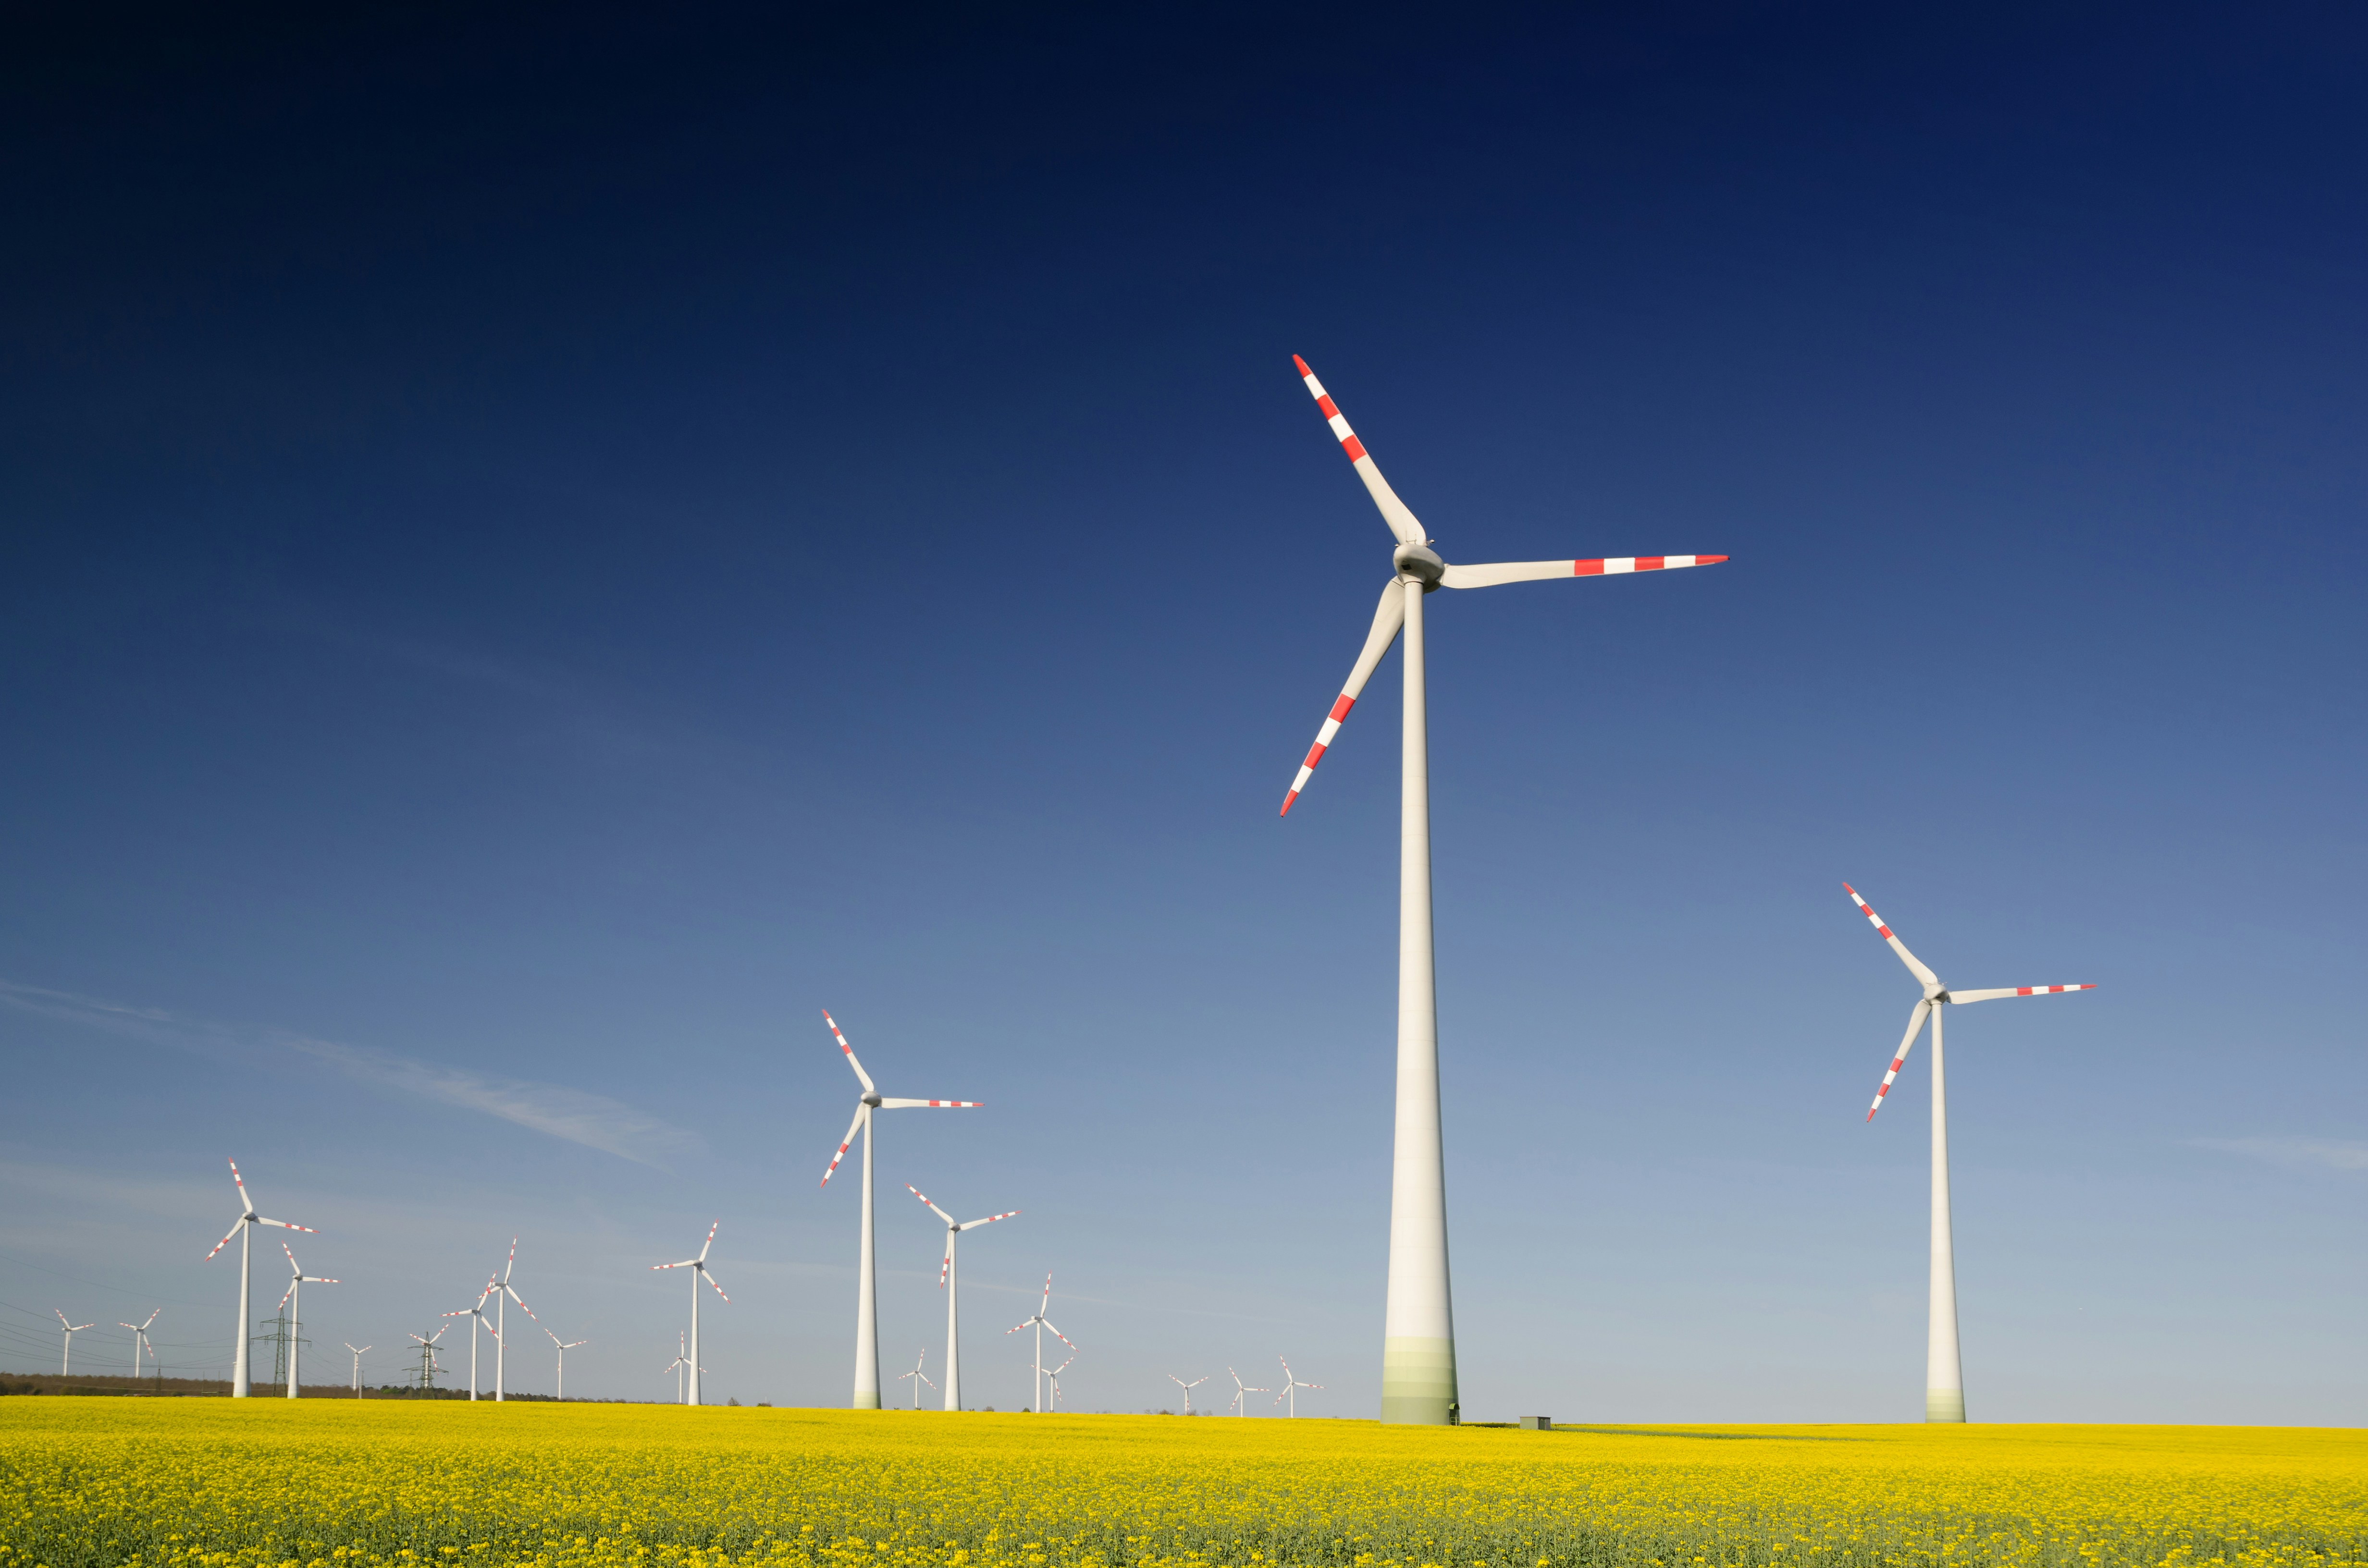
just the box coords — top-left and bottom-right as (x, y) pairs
(228, 1157), (257, 1216)
(1844, 884), (1941, 989)
(821, 1102), (867, 1188)
(698, 1220), (718, 1262)
(1440, 555), (1728, 588)
(938, 1236), (951, 1288)
(205, 1220), (243, 1261)
(1292, 355), (1425, 545)
(703, 1270), (730, 1303)
(906, 1184), (956, 1225)
(278, 1281), (296, 1310)
(1282, 577), (1406, 816)
(255, 1217), (314, 1233)
(876, 1098), (983, 1109)
(1867, 998), (1933, 1122)
(958, 1210), (1018, 1230)
(1043, 1320), (1075, 1348)
(1945, 984), (2097, 1004)
(1039, 1274), (1052, 1313)
(1006, 1319), (1035, 1335)
(822, 1010), (877, 1095)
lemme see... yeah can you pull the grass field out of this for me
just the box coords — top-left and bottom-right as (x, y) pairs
(2, 1404), (2360, 1568)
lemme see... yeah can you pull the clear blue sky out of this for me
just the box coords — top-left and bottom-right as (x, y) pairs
(3, 3), (2361, 1421)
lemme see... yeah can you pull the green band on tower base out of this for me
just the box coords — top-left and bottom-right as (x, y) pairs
(1381, 1336), (1458, 1425)
(852, 1393), (881, 1410)
(1926, 1389), (1965, 1423)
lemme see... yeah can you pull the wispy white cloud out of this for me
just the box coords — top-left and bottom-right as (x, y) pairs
(2193, 1135), (2368, 1172)
(0, 980), (699, 1170)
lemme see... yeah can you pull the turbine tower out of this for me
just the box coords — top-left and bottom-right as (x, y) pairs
(663, 1331), (689, 1404)
(1279, 355), (1727, 1423)
(485, 1238), (539, 1402)
(817, 1009), (983, 1409)
(1273, 1356), (1324, 1417)
(54, 1311), (94, 1375)
(544, 1327), (588, 1400)
(1165, 1373), (1206, 1415)
(1845, 882), (2095, 1422)
(276, 1241), (339, 1397)
(651, 1222), (728, 1406)
(1225, 1365), (1269, 1416)
(905, 1184), (1016, 1411)
(442, 1276), (498, 1400)
(202, 1159), (313, 1397)
(344, 1343), (370, 1396)
(118, 1310), (160, 1384)
(1004, 1274), (1076, 1413)
(896, 1348), (937, 1410)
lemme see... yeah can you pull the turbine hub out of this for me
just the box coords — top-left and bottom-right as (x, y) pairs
(1392, 543), (1445, 584)
(863, 1093), (882, 1106)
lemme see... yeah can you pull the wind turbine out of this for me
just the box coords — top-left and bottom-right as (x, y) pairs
(1273, 1356), (1324, 1417)
(663, 1331), (688, 1404)
(1225, 1365), (1269, 1417)
(544, 1326), (587, 1401)
(202, 1158), (314, 1397)
(276, 1242), (339, 1397)
(1047, 1356), (1074, 1411)
(54, 1311), (94, 1375)
(485, 1237), (539, 1402)
(896, 1348), (936, 1410)
(1845, 882), (2096, 1423)
(344, 1343), (370, 1396)
(1004, 1274), (1076, 1413)
(407, 1326), (447, 1393)
(817, 1009), (983, 1410)
(651, 1222), (728, 1406)
(442, 1276), (498, 1399)
(905, 1184), (1016, 1411)
(1277, 356), (1728, 1424)
(118, 1310), (159, 1384)
(1165, 1373), (1206, 1415)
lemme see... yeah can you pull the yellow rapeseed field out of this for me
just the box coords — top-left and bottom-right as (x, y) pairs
(2, 1405), (2360, 1568)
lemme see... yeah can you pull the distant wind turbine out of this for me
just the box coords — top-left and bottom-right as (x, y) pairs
(442, 1276), (499, 1399)
(905, 1184), (1016, 1412)
(1845, 882), (2095, 1423)
(1047, 1355), (1074, 1411)
(406, 1326), (447, 1392)
(896, 1347), (936, 1410)
(1165, 1373), (1206, 1416)
(486, 1237), (539, 1402)
(344, 1343), (371, 1396)
(1004, 1274), (1076, 1414)
(663, 1331), (688, 1404)
(1226, 1365), (1269, 1416)
(54, 1311), (94, 1375)
(651, 1223), (728, 1406)
(817, 1010), (984, 1409)
(277, 1242), (339, 1397)
(118, 1310), (159, 1383)
(202, 1158), (314, 1397)
(1273, 1356), (1324, 1417)
(543, 1326), (587, 1400)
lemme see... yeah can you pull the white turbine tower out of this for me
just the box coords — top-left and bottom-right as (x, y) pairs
(896, 1348), (936, 1410)
(1004, 1274), (1076, 1414)
(1047, 1356), (1074, 1411)
(1225, 1365), (1269, 1417)
(1845, 882), (2096, 1423)
(1165, 1373), (1206, 1415)
(202, 1158), (314, 1397)
(485, 1238), (539, 1402)
(276, 1241), (339, 1397)
(119, 1310), (160, 1384)
(544, 1327), (588, 1400)
(442, 1276), (498, 1400)
(651, 1222), (728, 1406)
(817, 1009), (983, 1410)
(905, 1184), (1016, 1412)
(54, 1311), (94, 1375)
(344, 1343), (370, 1396)
(1278, 355), (1728, 1423)
(1273, 1356), (1324, 1417)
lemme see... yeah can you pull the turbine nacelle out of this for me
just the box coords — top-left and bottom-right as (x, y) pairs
(1392, 543), (1445, 584)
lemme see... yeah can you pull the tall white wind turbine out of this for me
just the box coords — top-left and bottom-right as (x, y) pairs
(897, 1347), (937, 1410)
(276, 1241), (339, 1398)
(1165, 1373), (1206, 1415)
(817, 1010), (983, 1410)
(905, 1184), (1016, 1412)
(1225, 1365), (1269, 1417)
(485, 1237), (539, 1402)
(344, 1343), (370, 1396)
(1273, 1356), (1323, 1417)
(1845, 882), (2096, 1422)
(119, 1310), (160, 1384)
(651, 1222), (728, 1406)
(54, 1311), (94, 1375)
(1004, 1274), (1076, 1413)
(202, 1158), (314, 1397)
(1278, 356), (1728, 1423)
(442, 1276), (498, 1400)
(544, 1327), (588, 1400)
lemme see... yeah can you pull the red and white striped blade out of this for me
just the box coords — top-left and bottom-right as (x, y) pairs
(256, 1217), (315, 1233)
(697, 1220), (718, 1262)
(1043, 1318), (1075, 1349)
(1038, 1273), (1052, 1314)
(1866, 998), (1933, 1122)
(1440, 555), (1729, 588)
(277, 1282), (296, 1310)
(228, 1156), (257, 1216)
(703, 1269), (730, 1303)
(1292, 355), (1425, 546)
(938, 1235), (952, 1288)
(205, 1219), (242, 1261)
(1947, 984), (2097, 1004)
(906, 1183), (955, 1225)
(1843, 884), (1941, 990)
(1282, 577), (1406, 816)
(958, 1209), (1018, 1231)
(877, 1097), (984, 1109)
(821, 1102), (867, 1188)
(822, 1010), (876, 1095)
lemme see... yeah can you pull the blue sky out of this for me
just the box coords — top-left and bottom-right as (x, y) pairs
(2, 3), (2361, 1421)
